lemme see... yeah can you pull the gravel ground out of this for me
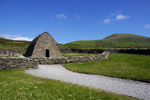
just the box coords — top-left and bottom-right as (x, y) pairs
(25, 65), (150, 100)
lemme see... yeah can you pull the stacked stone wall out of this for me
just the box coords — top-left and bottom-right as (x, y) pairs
(31, 51), (109, 64)
(108, 48), (150, 55)
(60, 48), (104, 53)
(0, 48), (150, 56)
(0, 49), (26, 57)
(0, 51), (109, 69)
(26, 32), (62, 58)
(0, 57), (38, 69)
(60, 48), (150, 55)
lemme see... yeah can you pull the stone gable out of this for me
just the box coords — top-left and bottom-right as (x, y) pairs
(25, 32), (62, 58)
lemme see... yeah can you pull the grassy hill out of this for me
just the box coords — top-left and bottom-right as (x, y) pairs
(61, 33), (150, 49)
(1, 33), (150, 49)
(0, 37), (30, 49)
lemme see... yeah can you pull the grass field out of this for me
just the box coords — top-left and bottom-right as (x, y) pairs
(62, 53), (96, 56)
(64, 53), (150, 81)
(1, 33), (150, 49)
(0, 70), (135, 100)
(61, 34), (150, 49)
(0, 37), (30, 49)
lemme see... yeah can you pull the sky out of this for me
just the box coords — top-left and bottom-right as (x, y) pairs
(0, 0), (150, 44)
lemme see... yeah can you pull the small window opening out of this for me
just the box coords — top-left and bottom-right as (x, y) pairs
(46, 49), (50, 57)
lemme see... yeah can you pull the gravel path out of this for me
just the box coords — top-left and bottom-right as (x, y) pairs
(25, 65), (150, 100)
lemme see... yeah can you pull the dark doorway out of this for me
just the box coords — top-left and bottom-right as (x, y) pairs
(46, 49), (50, 57)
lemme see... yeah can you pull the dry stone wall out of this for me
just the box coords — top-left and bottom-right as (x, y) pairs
(0, 51), (109, 69)
(31, 51), (109, 64)
(0, 48), (150, 57)
(61, 48), (104, 53)
(61, 48), (150, 55)
(0, 49), (26, 57)
(0, 57), (38, 69)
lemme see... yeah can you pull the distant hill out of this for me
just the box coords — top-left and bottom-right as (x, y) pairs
(61, 34), (150, 49)
(0, 37), (30, 49)
(1, 33), (150, 49)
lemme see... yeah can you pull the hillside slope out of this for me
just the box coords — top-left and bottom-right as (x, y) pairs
(1, 33), (150, 49)
(0, 37), (30, 49)
(61, 34), (150, 49)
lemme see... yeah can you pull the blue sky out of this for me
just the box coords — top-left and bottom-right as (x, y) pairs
(0, 0), (150, 43)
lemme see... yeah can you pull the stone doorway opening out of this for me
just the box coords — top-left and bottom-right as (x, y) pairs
(46, 49), (50, 57)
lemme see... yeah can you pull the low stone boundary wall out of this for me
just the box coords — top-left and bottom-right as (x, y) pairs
(61, 48), (104, 53)
(107, 48), (150, 55)
(0, 57), (38, 69)
(31, 51), (109, 64)
(61, 48), (150, 55)
(0, 48), (150, 56)
(0, 49), (26, 57)
(0, 52), (109, 69)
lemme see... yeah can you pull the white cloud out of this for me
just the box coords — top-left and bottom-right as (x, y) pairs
(12, 37), (33, 41)
(116, 14), (130, 20)
(103, 11), (130, 24)
(145, 24), (150, 29)
(56, 14), (67, 19)
(0, 34), (20, 39)
(0, 34), (33, 41)
(103, 19), (111, 24)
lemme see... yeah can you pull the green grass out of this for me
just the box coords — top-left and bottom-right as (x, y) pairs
(1, 33), (150, 49)
(0, 37), (30, 49)
(64, 53), (150, 81)
(62, 53), (97, 56)
(0, 70), (135, 100)
(61, 33), (150, 49)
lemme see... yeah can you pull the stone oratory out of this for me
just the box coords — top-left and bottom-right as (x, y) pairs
(0, 32), (109, 70)
(25, 32), (62, 58)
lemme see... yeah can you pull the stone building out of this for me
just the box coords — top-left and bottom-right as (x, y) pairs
(25, 32), (62, 58)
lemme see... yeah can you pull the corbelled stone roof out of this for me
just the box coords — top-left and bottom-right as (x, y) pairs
(25, 32), (61, 58)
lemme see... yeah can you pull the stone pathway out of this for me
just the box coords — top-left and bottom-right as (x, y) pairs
(25, 65), (150, 100)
